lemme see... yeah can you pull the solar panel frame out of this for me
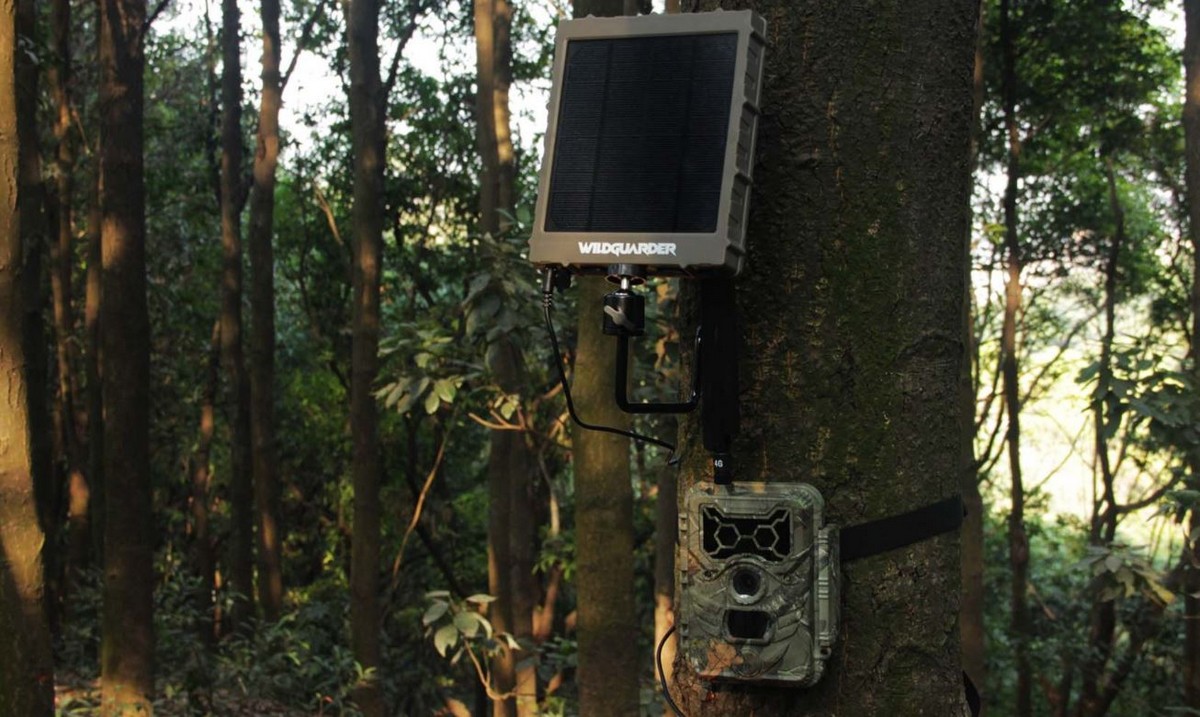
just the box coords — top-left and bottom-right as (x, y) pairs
(529, 11), (766, 277)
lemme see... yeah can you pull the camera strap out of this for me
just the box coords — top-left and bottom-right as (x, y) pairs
(838, 493), (980, 717)
(839, 494), (965, 562)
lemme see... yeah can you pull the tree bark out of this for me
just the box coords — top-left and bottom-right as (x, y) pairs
(671, 1), (975, 714)
(220, 0), (256, 630)
(16, 0), (60, 637)
(1181, 0), (1200, 708)
(476, 0), (536, 712)
(562, 0), (641, 712)
(960, 0), (988, 705)
(999, 1), (1032, 714)
(475, 5), (515, 714)
(249, 0), (284, 623)
(98, 0), (155, 710)
(0, 0), (56, 709)
(347, 0), (386, 711)
(85, 144), (104, 565)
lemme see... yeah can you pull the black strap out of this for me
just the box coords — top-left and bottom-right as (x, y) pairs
(964, 671), (982, 717)
(699, 278), (739, 480)
(839, 495), (965, 562)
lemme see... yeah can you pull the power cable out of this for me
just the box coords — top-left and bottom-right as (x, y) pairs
(541, 271), (676, 454)
(657, 623), (686, 717)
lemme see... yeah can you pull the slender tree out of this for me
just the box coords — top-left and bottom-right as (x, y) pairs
(249, 0), (285, 622)
(474, 4), (515, 713)
(191, 321), (222, 647)
(17, 0), (58, 632)
(347, 0), (386, 710)
(960, 0), (988, 703)
(565, 3), (642, 716)
(0, 0), (55, 709)
(475, 0), (537, 712)
(98, 0), (154, 710)
(1182, 0), (1200, 707)
(998, 1), (1032, 713)
(671, 0), (975, 714)
(47, 0), (90, 579)
(86, 0), (105, 563)
(220, 0), (256, 629)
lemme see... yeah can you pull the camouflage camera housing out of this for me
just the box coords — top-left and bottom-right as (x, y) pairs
(679, 482), (839, 686)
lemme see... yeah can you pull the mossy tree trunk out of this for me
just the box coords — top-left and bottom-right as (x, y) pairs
(672, 1), (976, 714)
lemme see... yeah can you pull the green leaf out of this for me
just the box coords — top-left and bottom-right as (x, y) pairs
(435, 378), (458, 404)
(424, 389), (441, 415)
(454, 611), (481, 639)
(434, 624), (459, 657)
(422, 601), (449, 626)
(1104, 554), (1122, 573)
(1146, 579), (1176, 606)
(425, 590), (451, 600)
(466, 593), (497, 605)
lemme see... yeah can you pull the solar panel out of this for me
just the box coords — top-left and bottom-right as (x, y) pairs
(546, 33), (737, 234)
(529, 11), (766, 277)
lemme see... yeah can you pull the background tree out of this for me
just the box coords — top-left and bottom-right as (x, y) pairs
(1182, 0), (1200, 707)
(249, 0), (286, 625)
(220, 0), (256, 629)
(0, 0), (55, 709)
(567, 2), (643, 715)
(347, 0), (387, 711)
(474, 0), (540, 712)
(98, 0), (154, 711)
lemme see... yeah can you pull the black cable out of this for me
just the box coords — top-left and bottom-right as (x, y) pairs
(542, 274), (677, 454)
(656, 623), (686, 717)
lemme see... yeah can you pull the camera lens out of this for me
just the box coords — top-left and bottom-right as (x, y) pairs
(731, 567), (761, 598)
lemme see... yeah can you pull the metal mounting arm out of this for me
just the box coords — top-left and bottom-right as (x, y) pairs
(614, 329), (702, 414)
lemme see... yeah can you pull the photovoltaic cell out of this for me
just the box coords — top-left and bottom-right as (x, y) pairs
(546, 32), (738, 234)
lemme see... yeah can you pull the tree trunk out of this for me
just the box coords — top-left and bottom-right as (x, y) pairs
(960, 0), (988, 705)
(249, 0), (285, 623)
(1072, 161), (1126, 717)
(476, 0), (536, 712)
(475, 4), (515, 713)
(347, 0), (386, 711)
(85, 146), (104, 565)
(999, 1), (1032, 714)
(1181, 0), (1200, 708)
(0, 0), (56, 709)
(562, 0), (641, 711)
(98, 0), (155, 710)
(48, 0), (89, 583)
(17, 0), (60, 637)
(671, 1), (975, 714)
(220, 0), (256, 629)
(192, 321), (221, 646)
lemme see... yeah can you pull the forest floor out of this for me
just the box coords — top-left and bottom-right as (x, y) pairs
(55, 673), (313, 716)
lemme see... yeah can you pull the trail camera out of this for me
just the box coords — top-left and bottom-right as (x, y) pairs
(529, 10), (766, 277)
(679, 482), (840, 686)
